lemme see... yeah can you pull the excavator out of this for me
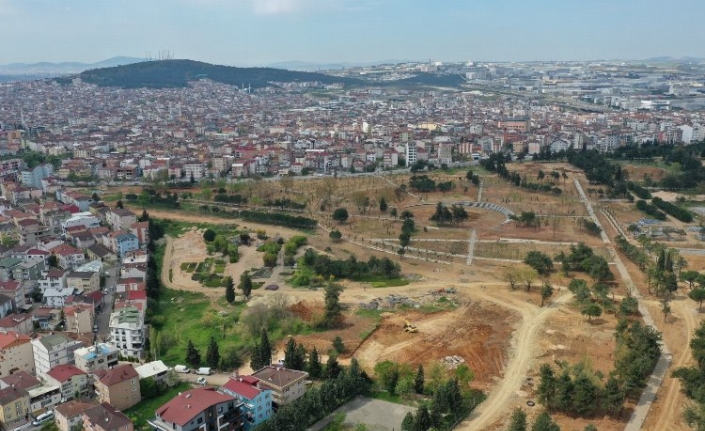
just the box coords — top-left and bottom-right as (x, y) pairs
(404, 320), (418, 333)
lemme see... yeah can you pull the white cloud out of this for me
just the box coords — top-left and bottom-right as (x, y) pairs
(178, 0), (330, 15)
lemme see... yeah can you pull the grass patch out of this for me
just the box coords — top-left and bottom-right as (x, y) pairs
(252, 281), (265, 290)
(125, 381), (190, 430)
(150, 288), (247, 365)
(370, 279), (409, 288)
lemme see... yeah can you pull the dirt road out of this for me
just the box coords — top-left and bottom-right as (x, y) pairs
(645, 299), (698, 431)
(456, 290), (573, 431)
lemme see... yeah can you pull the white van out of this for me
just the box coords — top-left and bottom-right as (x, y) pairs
(195, 367), (211, 375)
(32, 411), (54, 426)
(174, 365), (190, 373)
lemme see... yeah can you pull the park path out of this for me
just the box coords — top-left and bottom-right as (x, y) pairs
(466, 229), (477, 265)
(573, 178), (672, 431)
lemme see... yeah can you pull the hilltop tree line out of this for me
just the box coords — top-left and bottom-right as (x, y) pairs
(481, 154), (563, 195)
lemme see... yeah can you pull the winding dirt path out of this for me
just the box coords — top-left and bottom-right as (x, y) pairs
(455, 289), (573, 431)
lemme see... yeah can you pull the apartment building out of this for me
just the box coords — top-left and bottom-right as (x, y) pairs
(108, 307), (144, 359)
(93, 364), (141, 411)
(0, 386), (30, 425)
(0, 331), (35, 377)
(151, 387), (243, 431)
(43, 364), (89, 401)
(250, 366), (308, 406)
(73, 343), (119, 374)
(31, 333), (83, 375)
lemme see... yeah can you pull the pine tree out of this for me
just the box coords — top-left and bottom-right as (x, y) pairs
(323, 282), (344, 328)
(259, 328), (272, 368)
(603, 376), (625, 415)
(414, 364), (425, 394)
(294, 344), (307, 370)
(325, 355), (342, 379)
(224, 277), (235, 304)
(508, 408), (528, 431)
(531, 411), (560, 431)
(206, 336), (220, 369)
(239, 271), (253, 298)
(379, 197), (388, 212)
(283, 338), (297, 369)
(186, 340), (201, 368)
(401, 412), (415, 431)
(308, 346), (322, 378)
(414, 405), (431, 431)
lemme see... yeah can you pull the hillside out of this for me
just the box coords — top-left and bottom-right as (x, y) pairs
(77, 59), (363, 89)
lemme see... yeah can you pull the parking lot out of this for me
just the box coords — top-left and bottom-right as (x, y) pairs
(308, 396), (416, 431)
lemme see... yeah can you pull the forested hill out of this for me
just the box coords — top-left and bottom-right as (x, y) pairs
(76, 59), (363, 89)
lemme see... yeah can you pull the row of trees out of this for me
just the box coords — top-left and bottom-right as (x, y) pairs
(429, 202), (469, 226)
(239, 210), (317, 229)
(627, 181), (652, 199)
(652, 197), (693, 222)
(635, 199), (667, 220)
(556, 243), (614, 282)
(295, 249), (401, 283)
(537, 320), (661, 418)
(409, 175), (454, 193)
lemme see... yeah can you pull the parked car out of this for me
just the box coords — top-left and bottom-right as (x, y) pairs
(196, 367), (211, 375)
(197, 377), (207, 385)
(265, 284), (279, 291)
(32, 411), (54, 426)
(174, 365), (190, 373)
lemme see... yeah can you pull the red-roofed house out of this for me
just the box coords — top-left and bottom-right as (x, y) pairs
(221, 376), (272, 429)
(151, 387), (243, 431)
(50, 244), (86, 270)
(0, 331), (35, 376)
(93, 364), (141, 410)
(83, 402), (133, 431)
(116, 278), (145, 293)
(0, 313), (33, 334)
(44, 364), (89, 401)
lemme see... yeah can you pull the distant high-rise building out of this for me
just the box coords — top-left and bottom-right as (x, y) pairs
(405, 142), (417, 167)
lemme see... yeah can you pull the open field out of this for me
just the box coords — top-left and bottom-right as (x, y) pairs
(143, 164), (705, 431)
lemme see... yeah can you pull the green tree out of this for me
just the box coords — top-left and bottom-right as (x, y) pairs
(390, 208), (398, 219)
(414, 364), (425, 394)
(531, 411), (560, 431)
(524, 251), (554, 276)
(206, 336), (220, 369)
(323, 282), (344, 328)
(332, 208), (349, 224)
(414, 405), (431, 431)
(603, 375), (625, 415)
(401, 412), (415, 431)
(186, 340), (201, 368)
(332, 336), (345, 354)
(325, 354), (342, 379)
(682, 270), (701, 290)
(47, 254), (58, 268)
(203, 228), (216, 242)
(224, 276), (235, 304)
(540, 281), (554, 307)
(251, 328), (272, 371)
(308, 346), (322, 378)
(508, 408), (528, 431)
(329, 229), (343, 242)
(581, 303), (602, 322)
(689, 289), (705, 311)
(239, 271), (253, 298)
(379, 197), (388, 212)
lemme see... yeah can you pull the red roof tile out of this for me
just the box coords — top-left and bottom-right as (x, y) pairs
(47, 364), (87, 382)
(222, 377), (263, 400)
(156, 387), (235, 426)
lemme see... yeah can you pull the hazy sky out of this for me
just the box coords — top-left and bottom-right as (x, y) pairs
(1, 0), (704, 65)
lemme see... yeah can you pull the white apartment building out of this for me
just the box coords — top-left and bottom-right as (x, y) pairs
(405, 141), (417, 167)
(437, 142), (453, 165)
(31, 333), (83, 375)
(73, 343), (120, 374)
(108, 307), (145, 360)
(183, 163), (205, 180)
